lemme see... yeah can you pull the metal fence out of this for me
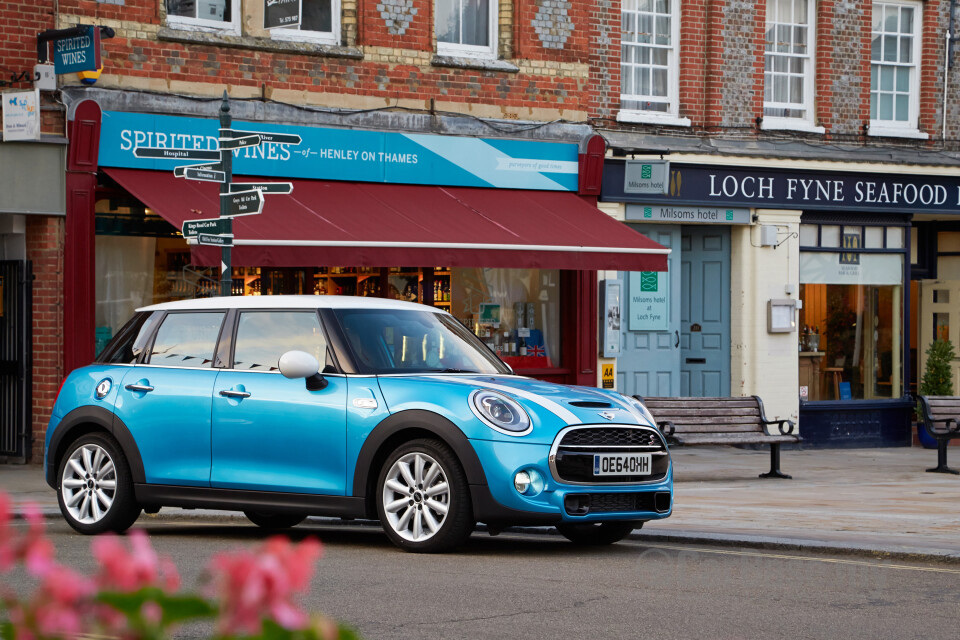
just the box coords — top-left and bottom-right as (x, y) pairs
(0, 260), (32, 462)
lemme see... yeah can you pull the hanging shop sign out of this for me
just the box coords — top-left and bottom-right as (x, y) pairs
(99, 111), (580, 191)
(626, 203), (751, 225)
(52, 25), (101, 74)
(2, 89), (40, 141)
(603, 160), (960, 215)
(628, 271), (669, 332)
(623, 160), (669, 194)
(264, 0), (301, 29)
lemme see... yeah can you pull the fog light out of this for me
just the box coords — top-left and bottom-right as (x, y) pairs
(513, 469), (544, 496)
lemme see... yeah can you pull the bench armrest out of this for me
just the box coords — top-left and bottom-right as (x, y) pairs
(657, 420), (676, 438)
(766, 419), (796, 436)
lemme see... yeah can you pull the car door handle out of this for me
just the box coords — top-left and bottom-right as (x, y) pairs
(219, 389), (251, 399)
(124, 384), (154, 393)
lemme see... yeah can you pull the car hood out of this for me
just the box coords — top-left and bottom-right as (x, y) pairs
(376, 374), (653, 440)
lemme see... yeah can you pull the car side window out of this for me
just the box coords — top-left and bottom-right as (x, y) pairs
(147, 312), (225, 368)
(99, 311), (163, 364)
(233, 311), (329, 372)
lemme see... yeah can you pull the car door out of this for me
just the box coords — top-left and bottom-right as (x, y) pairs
(211, 309), (348, 495)
(112, 310), (227, 486)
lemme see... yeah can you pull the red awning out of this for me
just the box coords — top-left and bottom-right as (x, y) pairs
(104, 168), (669, 271)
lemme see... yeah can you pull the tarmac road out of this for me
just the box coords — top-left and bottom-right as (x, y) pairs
(5, 518), (960, 640)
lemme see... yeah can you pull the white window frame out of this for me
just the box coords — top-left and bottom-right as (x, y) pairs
(869, 0), (927, 139)
(618, 0), (690, 127)
(165, 0), (241, 35)
(436, 0), (498, 60)
(271, 0), (341, 46)
(762, 0), (824, 133)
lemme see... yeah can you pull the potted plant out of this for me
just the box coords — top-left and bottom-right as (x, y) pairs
(917, 339), (956, 448)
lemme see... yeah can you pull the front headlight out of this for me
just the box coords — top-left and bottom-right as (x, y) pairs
(620, 393), (658, 427)
(471, 390), (531, 435)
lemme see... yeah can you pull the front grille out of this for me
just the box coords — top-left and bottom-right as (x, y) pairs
(552, 426), (670, 484)
(564, 491), (672, 515)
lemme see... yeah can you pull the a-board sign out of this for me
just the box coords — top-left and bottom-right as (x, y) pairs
(182, 218), (228, 238)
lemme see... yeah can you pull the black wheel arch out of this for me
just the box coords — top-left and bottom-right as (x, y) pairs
(352, 409), (488, 518)
(46, 405), (145, 488)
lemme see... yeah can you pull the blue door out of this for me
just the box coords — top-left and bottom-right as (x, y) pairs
(680, 226), (731, 396)
(210, 309), (347, 495)
(112, 310), (227, 486)
(617, 224), (682, 397)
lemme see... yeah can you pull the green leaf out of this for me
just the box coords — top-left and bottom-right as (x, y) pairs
(1, 621), (14, 640)
(97, 588), (216, 626)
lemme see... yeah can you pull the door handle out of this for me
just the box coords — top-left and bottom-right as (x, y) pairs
(124, 383), (154, 392)
(219, 389), (251, 399)
(674, 330), (679, 348)
(685, 358), (707, 364)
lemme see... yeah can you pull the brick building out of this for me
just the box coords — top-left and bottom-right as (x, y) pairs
(589, 0), (960, 446)
(1, 0), (671, 462)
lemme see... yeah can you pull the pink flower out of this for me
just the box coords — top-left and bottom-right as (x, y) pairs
(207, 535), (322, 635)
(9, 565), (97, 639)
(0, 492), (14, 571)
(92, 530), (180, 592)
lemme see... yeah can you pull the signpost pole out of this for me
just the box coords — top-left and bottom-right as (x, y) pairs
(219, 92), (233, 297)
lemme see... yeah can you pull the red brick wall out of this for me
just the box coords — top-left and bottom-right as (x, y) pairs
(25, 216), (65, 464)
(0, 0), (54, 72)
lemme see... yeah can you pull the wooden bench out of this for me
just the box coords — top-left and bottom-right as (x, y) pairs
(917, 395), (960, 474)
(636, 396), (800, 479)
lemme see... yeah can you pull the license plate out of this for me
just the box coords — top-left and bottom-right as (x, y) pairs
(593, 453), (652, 476)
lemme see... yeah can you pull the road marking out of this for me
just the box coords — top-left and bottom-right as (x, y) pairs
(636, 542), (960, 574)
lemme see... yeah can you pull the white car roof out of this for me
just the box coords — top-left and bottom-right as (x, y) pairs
(136, 295), (445, 313)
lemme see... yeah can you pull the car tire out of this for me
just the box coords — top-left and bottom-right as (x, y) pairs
(376, 438), (474, 553)
(243, 511), (307, 529)
(57, 432), (141, 535)
(556, 521), (642, 546)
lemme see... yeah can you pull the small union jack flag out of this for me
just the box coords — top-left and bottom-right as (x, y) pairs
(529, 344), (545, 357)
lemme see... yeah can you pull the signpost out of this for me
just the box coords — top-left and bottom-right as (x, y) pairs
(134, 92), (300, 295)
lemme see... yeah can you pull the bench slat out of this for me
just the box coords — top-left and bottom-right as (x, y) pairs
(679, 433), (799, 445)
(644, 398), (759, 408)
(646, 407), (761, 418)
(667, 423), (765, 433)
(659, 416), (764, 426)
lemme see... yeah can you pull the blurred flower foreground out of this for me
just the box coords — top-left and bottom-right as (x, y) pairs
(0, 492), (358, 640)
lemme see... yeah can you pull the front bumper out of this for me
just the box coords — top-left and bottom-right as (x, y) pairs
(468, 436), (673, 526)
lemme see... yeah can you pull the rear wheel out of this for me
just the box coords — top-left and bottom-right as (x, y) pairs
(57, 432), (140, 535)
(243, 511), (307, 529)
(556, 521), (642, 546)
(376, 438), (474, 553)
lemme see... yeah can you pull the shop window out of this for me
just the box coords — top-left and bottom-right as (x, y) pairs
(436, 0), (497, 59)
(165, 0), (241, 34)
(934, 312), (950, 341)
(799, 252), (903, 401)
(233, 311), (328, 371)
(820, 225), (841, 247)
(451, 268), (561, 370)
(148, 312), (226, 368)
(763, 0), (822, 133)
(799, 224), (818, 246)
(865, 226), (885, 249)
(271, 0), (340, 45)
(886, 226), (904, 249)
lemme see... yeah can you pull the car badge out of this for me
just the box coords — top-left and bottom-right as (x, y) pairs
(599, 411), (617, 421)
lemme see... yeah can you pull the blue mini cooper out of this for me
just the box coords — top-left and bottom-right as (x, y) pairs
(45, 296), (672, 552)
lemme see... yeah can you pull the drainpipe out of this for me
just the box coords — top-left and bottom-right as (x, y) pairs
(946, 0), (959, 141)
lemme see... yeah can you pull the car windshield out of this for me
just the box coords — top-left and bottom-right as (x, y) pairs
(333, 308), (510, 375)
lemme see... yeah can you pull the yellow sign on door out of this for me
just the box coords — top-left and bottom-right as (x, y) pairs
(601, 363), (615, 389)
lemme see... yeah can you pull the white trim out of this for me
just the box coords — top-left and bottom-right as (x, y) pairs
(867, 125), (930, 139)
(196, 239), (672, 255)
(436, 0), (498, 60)
(270, 0), (341, 46)
(763, 0), (818, 129)
(870, 0), (923, 131)
(137, 294), (444, 312)
(761, 116), (825, 134)
(166, 0), (241, 35)
(616, 110), (691, 127)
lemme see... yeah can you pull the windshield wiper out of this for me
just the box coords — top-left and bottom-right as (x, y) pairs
(430, 368), (479, 373)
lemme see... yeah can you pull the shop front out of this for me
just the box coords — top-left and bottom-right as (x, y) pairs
(602, 157), (960, 446)
(66, 99), (669, 388)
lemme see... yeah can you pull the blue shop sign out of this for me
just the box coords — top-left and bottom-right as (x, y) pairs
(99, 111), (579, 191)
(53, 25), (100, 74)
(602, 160), (960, 215)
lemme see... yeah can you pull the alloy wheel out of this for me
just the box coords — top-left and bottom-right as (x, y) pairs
(381, 451), (451, 542)
(60, 443), (117, 524)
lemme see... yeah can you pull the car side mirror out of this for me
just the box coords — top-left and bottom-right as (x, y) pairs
(278, 350), (328, 391)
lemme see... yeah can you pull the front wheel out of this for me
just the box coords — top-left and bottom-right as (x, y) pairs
(244, 511), (307, 529)
(376, 438), (474, 553)
(556, 521), (642, 546)
(57, 432), (141, 534)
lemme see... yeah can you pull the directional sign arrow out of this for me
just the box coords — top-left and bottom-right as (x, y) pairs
(182, 218), (228, 238)
(174, 163), (221, 178)
(221, 128), (302, 145)
(218, 134), (261, 150)
(227, 182), (294, 195)
(224, 189), (265, 217)
(134, 147), (221, 161)
(197, 233), (233, 247)
(183, 167), (227, 183)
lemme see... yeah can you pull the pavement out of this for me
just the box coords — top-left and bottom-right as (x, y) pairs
(3, 444), (959, 562)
